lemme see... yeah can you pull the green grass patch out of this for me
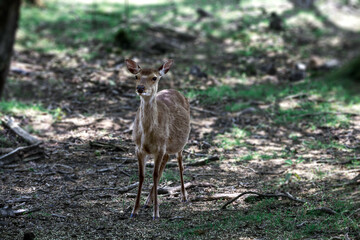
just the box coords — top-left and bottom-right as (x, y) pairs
(0, 100), (64, 121)
(274, 101), (351, 127)
(0, 135), (13, 148)
(186, 84), (284, 104)
(0, 100), (46, 116)
(188, 73), (360, 127)
(18, 0), (246, 56)
(174, 198), (360, 239)
(225, 102), (252, 112)
(216, 126), (251, 150)
(160, 169), (191, 184)
(260, 153), (278, 160)
(302, 139), (347, 151)
(17, 0), (133, 56)
(285, 157), (305, 166)
(238, 153), (255, 161)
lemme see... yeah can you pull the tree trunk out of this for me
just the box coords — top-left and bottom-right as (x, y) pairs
(0, 0), (21, 99)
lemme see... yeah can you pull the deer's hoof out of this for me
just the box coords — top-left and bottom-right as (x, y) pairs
(152, 216), (160, 220)
(130, 213), (137, 218)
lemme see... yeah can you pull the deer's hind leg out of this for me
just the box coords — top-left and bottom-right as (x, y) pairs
(177, 150), (187, 202)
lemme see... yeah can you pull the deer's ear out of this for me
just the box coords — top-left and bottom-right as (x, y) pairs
(158, 59), (173, 76)
(125, 59), (141, 74)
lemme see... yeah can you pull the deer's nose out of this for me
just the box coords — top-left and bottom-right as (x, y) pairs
(137, 85), (145, 93)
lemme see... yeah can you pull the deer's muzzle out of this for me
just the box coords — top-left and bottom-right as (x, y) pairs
(137, 85), (145, 94)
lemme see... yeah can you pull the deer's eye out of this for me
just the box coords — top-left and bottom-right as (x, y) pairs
(152, 77), (157, 81)
(135, 76), (138, 80)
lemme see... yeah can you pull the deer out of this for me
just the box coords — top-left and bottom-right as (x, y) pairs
(125, 59), (191, 219)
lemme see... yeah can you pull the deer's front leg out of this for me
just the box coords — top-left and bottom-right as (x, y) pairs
(144, 154), (169, 208)
(152, 150), (165, 219)
(130, 150), (146, 218)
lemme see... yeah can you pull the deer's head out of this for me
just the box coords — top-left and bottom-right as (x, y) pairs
(125, 59), (173, 98)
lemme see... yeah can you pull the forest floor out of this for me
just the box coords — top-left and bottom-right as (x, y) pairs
(1, 0), (360, 239)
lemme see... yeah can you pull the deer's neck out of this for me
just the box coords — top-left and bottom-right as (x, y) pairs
(139, 96), (158, 133)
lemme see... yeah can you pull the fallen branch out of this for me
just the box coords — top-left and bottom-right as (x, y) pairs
(314, 207), (337, 215)
(14, 207), (42, 216)
(283, 93), (308, 99)
(183, 150), (208, 157)
(119, 182), (139, 193)
(1, 115), (42, 145)
(1, 206), (41, 217)
(89, 140), (127, 151)
(119, 157), (136, 164)
(85, 182), (139, 194)
(190, 106), (218, 116)
(221, 191), (306, 210)
(0, 142), (42, 166)
(51, 213), (67, 218)
(158, 182), (216, 195)
(53, 163), (74, 174)
(6, 196), (32, 204)
(118, 168), (131, 177)
(187, 156), (220, 166)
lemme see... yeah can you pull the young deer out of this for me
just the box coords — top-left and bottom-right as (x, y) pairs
(125, 59), (191, 219)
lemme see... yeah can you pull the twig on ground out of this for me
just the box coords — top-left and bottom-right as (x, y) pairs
(283, 93), (308, 99)
(314, 207), (337, 215)
(1, 206), (42, 217)
(192, 193), (239, 201)
(118, 168), (131, 177)
(14, 207), (42, 216)
(183, 150), (208, 157)
(221, 191), (306, 210)
(53, 163), (74, 174)
(119, 182), (140, 193)
(296, 111), (359, 118)
(187, 156), (219, 166)
(317, 158), (359, 165)
(238, 165), (284, 175)
(146, 156), (219, 168)
(85, 182), (139, 194)
(158, 182), (216, 195)
(6, 196), (32, 204)
(115, 157), (136, 164)
(51, 213), (67, 218)
(1, 115), (42, 145)
(238, 165), (257, 173)
(190, 106), (218, 116)
(89, 140), (128, 151)
(220, 191), (338, 215)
